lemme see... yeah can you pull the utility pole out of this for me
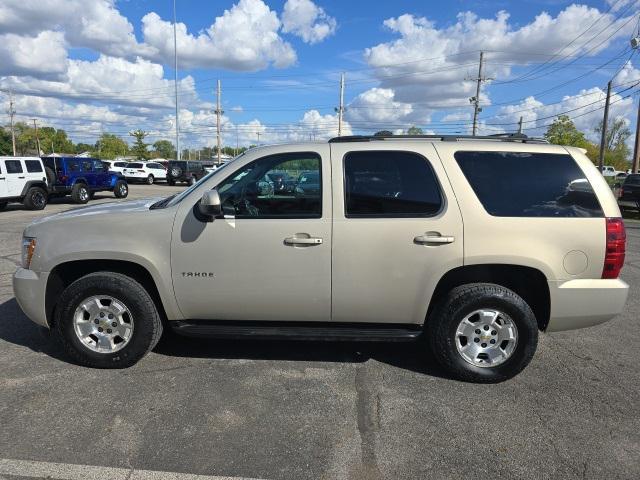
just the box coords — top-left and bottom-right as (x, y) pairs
(235, 125), (239, 156)
(7, 92), (16, 155)
(31, 119), (41, 155)
(257, 131), (261, 146)
(215, 79), (223, 165)
(632, 96), (640, 174)
(598, 80), (612, 173)
(469, 51), (491, 136)
(336, 73), (345, 136)
(517, 116), (524, 134)
(173, 0), (180, 160)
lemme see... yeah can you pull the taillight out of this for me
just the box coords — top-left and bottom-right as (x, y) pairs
(618, 187), (624, 199)
(58, 173), (67, 182)
(602, 218), (626, 279)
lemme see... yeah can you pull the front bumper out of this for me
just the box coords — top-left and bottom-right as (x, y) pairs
(13, 268), (49, 328)
(547, 278), (629, 332)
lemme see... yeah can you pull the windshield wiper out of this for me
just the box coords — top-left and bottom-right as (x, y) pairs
(150, 194), (176, 209)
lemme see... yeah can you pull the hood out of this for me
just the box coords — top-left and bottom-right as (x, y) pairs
(27, 197), (164, 229)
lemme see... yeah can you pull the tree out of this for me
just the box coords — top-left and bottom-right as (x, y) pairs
(592, 118), (631, 171)
(129, 129), (149, 160)
(0, 127), (12, 155)
(374, 130), (393, 136)
(37, 127), (74, 155)
(543, 115), (589, 147)
(152, 140), (176, 159)
(96, 133), (129, 159)
(75, 143), (94, 154)
(407, 126), (423, 135)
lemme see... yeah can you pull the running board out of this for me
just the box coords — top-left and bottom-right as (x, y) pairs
(170, 321), (423, 342)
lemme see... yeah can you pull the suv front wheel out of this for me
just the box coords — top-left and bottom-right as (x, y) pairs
(55, 272), (163, 368)
(427, 283), (538, 383)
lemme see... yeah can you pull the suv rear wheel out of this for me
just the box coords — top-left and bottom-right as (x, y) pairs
(71, 183), (90, 204)
(54, 272), (163, 368)
(23, 186), (48, 210)
(114, 180), (128, 198)
(426, 283), (538, 383)
(147, 174), (154, 185)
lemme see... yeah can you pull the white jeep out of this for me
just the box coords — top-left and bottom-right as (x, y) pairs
(0, 156), (49, 211)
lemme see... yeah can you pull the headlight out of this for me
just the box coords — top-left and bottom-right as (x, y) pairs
(21, 237), (37, 270)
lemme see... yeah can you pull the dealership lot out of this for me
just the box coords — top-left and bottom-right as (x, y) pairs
(0, 185), (639, 480)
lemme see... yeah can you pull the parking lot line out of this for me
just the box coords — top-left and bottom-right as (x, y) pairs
(0, 459), (266, 480)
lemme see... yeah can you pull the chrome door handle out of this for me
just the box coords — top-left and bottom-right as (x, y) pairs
(18, 176), (25, 179)
(414, 234), (455, 245)
(284, 236), (323, 246)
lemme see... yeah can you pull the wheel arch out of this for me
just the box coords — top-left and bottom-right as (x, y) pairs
(45, 259), (170, 329)
(427, 264), (551, 331)
(19, 180), (49, 197)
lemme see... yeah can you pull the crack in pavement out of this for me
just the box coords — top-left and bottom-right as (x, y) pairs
(350, 365), (383, 480)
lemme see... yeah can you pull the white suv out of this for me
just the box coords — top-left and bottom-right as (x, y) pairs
(123, 161), (167, 184)
(103, 160), (129, 175)
(0, 156), (49, 210)
(12, 135), (629, 382)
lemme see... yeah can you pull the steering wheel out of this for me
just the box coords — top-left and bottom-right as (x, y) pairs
(229, 185), (260, 217)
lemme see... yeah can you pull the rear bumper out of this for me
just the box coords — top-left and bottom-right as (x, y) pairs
(547, 278), (629, 332)
(12, 268), (49, 328)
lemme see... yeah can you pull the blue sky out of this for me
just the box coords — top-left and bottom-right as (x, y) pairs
(1, 0), (639, 149)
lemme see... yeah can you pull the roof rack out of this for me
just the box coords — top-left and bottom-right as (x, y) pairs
(328, 133), (549, 144)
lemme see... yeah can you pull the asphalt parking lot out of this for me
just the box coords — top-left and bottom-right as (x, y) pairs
(0, 184), (639, 480)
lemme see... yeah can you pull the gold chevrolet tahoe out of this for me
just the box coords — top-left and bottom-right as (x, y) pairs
(13, 134), (629, 382)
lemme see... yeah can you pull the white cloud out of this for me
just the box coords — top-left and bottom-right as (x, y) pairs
(1, 55), (201, 111)
(0, 0), (150, 58)
(346, 88), (413, 124)
(361, 5), (634, 118)
(0, 31), (68, 80)
(493, 86), (635, 138)
(281, 0), (337, 44)
(141, 0), (297, 71)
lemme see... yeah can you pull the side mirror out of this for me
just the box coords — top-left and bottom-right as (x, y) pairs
(198, 189), (222, 220)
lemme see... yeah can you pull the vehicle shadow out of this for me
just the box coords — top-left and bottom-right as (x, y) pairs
(0, 298), (68, 362)
(0, 297), (450, 379)
(155, 330), (451, 379)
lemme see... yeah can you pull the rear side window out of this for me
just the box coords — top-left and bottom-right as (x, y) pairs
(454, 151), (603, 217)
(114, 162), (127, 167)
(343, 151), (442, 217)
(5, 160), (23, 174)
(25, 160), (43, 172)
(127, 163), (143, 168)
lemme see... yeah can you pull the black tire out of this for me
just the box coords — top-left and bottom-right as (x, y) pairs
(426, 283), (538, 383)
(45, 166), (56, 186)
(0, 201), (8, 211)
(71, 183), (90, 204)
(54, 272), (163, 368)
(167, 178), (175, 186)
(23, 186), (48, 210)
(114, 180), (128, 198)
(89, 191), (96, 200)
(146, 174), (154, 185)
(188, 176), (196, 186)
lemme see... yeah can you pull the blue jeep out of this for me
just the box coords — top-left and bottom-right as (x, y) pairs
(42, 156), (128, 204)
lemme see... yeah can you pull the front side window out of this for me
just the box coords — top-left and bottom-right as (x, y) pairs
(67, 160), (80, 172)
(82, 160), (94, 172)
(25, 160), (43, 173)
(454, 151), (603, 218)
(127, 163), (143, 169)
(216, 152), (322, 218)
(5, 160), (23, 174)
(343, 151), (442, 217)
